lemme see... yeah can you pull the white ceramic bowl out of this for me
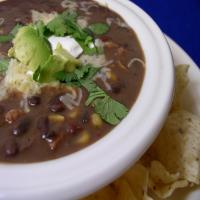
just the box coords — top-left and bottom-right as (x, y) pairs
(0, 0), (174, 199)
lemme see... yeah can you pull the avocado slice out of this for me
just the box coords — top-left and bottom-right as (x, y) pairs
(33, 55), (65, 83)
(8, 26), (52, 72)
(33, 44), (80, 83)
(54, 43), (80, 72)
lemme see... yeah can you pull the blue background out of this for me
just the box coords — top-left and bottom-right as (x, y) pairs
(131, 0), (200, 66)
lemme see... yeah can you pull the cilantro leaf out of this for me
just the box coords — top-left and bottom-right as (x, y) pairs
(94, 96), (128, 125)
(62, 15), (98, 55)
(46, 10), (98, 55)
(62, 10), (78, 22)
(81, 65), (99, 79)
(10, 24), (23, 36)
(0, 58), (9, 72)
(74, 65), (91, 79)
(46, 10), (78, 37)
(78, 38), (99, 55)
(47, 16), (68, 36)
(89, 23), (110, 35)
(0, 23), (23, 43)
(54, 71), (81, 87)
(55, 64), (99, 86)
(34, 21), (47, 37)
(54, 71), (77, 82)
(82, 80), (128, 125)
(0, 35), (13, 43)
(80, 80), (106, 105)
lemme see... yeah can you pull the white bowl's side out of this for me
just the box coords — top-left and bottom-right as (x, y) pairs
(0, 1), (174, 200)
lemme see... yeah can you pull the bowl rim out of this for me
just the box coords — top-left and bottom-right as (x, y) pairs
(0, 0), (174, 199)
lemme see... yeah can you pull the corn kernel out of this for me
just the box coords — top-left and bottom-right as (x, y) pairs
(76, 130), (90, 145)
(106, 72), (117, 81)
(91, 113), (103, 127)
(68, 109), (79, 119)
(48, 114), (65, 123)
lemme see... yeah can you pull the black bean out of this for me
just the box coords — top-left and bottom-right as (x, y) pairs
(112, 87), (121, 94)
(48, 96), (65, 113)
(12, 118), (31, 136)
(66, 124), (76, 134)
(28, 96), (41, 106)
(37, 116), (49, 134)
(66, 124), (82, 134)
(42, 131), (56, 142)
(111, 82), (125, 94)
(81, 109), (89, 124)
(123, 43), (129, 49)
(4, 139), (18, 157)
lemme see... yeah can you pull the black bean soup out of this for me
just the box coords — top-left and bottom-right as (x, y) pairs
(0, 0), (145, 163)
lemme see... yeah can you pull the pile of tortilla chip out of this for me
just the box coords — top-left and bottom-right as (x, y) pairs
(84, 65), (200, 200)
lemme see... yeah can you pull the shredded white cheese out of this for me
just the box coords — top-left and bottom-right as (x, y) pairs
(0, 83), (8, 101)
(94, 67), (112, 91)
(102, 60), (114, 67)
(106, 17), (129, 28)
(79, 1), (99, 15)
(128, 58), (145, 68)
(79, 1), (99, 10)
(60, 88), (83, 110)
(31, 10), (57, 24)
(20, 98), (30, 113)
(95, 39), (105, 51)
(61, 0), (78, 10)
(78, 38), (110, 67)
(77, 17), (89, 29)
(0, 17), (4, 26)
(0, 59), (60, 100)
(79, 54), (106, 67)
(3, 59), (41, 97)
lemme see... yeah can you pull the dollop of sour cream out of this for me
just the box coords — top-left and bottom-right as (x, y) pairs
(48, 36), (83, 58)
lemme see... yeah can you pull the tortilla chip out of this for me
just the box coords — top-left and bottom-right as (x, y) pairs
(171, 65), (189, 112)
(111, 178), (138, 200)
(124, 163), (151, 200)
(84, 163), (153, 200)
(150, 161), (180, 183)
(146, 110), (200, 185)
(148, 160), (188, 198)
(84, 185), (116, 200)
(84, 179), (133, 200)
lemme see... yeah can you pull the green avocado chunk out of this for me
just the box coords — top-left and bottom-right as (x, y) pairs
(33, 44), (80, 83)
(54, 43), (80, 73)
(8, 26), (52, 72)
(33, 55), (65, 83)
